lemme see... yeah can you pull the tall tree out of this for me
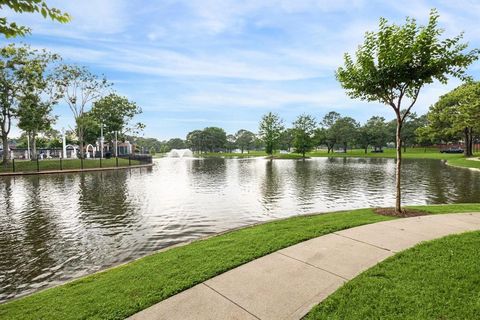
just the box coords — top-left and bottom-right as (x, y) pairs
(0, 44), (50, 165)
(16, 50), (61, 159)
(54, 65), (110, 158)
(423, 82), (480, 156)
(336, 9), (478, 213)
(259, 112), (284, 156)
(292, 114), (317, 157)
(0, 0), (70, 37)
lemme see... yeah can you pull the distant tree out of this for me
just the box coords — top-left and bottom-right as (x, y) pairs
(202, 127), (227, 152)
(321, 111), (341, 153)
(423, 82), (480, 156)
(358, 116), (389, 153)
(90, 93), (143, 155)
(258, 112), (284, 156)
(53, 65), (111, 158)
(77, 112), (100, 145)
(292, 114), (317, 157)
(167, 138), (186, 150)
(0, 0), (70, 37)
(235, 129), (255, 153)
(336, 9), (478, 213)
(279, 128), (294, 152)
(331, 116), (358, 153)
(91, 93), (143, 138)
(186, 129), (205, 153)
(225, 134), (237, 152)
(313, 127), (326, 149)
(401, 113), (428, 151)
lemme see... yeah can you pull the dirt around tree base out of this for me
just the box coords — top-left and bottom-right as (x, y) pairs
(374, 208), (428, 218)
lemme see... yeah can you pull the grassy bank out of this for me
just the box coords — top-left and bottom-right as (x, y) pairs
(305, 230), (480, 319)
(0, 158), (139, 173)
(1, 204), (479, 319)
(201, 148), (480, 170)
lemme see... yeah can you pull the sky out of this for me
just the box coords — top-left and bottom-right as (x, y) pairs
(2, 0), (480, 140)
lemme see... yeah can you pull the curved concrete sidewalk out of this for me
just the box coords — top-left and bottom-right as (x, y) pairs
(129, 212), (480, 320)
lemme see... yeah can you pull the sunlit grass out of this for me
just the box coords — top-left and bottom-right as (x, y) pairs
(0, 158), (139, 173)
(305, 230), (480, 319)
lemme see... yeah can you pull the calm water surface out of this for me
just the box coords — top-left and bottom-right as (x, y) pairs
(0, 157), (479, 302)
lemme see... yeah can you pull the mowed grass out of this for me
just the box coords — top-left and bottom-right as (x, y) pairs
(305, 230), (480, 320)
(1, 204), (479, 319)
(0, 158), (139, 173)
(202, 148), (480, 170)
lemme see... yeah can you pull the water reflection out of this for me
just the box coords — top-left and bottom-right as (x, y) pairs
(0, 157), (479, 302)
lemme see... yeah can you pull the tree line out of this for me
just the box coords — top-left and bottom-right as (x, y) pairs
(0, 44), (143, 164)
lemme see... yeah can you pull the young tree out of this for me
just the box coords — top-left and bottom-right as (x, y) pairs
(336, 9), (479, 213)
(54, 65), (110, 158)
(258, 112), (284, 156)
(235, 129), (255, 153)
(292, 114), (317, 157)
(0, 0), (70, 37)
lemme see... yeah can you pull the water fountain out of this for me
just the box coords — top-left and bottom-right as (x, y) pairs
(167, 149), (193, 158)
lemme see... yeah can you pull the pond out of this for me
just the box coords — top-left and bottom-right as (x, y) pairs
(0, 157), (479, 302)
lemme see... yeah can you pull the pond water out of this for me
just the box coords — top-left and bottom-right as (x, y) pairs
(0, 157), (479, 302)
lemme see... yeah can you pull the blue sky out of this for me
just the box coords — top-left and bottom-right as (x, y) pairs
(2, 0), (480, 140)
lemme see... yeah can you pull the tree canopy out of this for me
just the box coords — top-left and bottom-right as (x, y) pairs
(0, 0), (70, 37)
(259, 112), (284, 156)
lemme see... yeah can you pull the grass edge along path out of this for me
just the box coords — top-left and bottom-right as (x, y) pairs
(304, 230), (480, 319)
(0, 204), (479, 319)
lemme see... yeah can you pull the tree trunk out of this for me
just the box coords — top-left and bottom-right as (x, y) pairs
(1, 135), (9, 166)
(343, 144), (347, 153)
(364, 146), (368, 154)
(464, 127), (473, 157)
(395, 116), (403, 214)
(30, 132), (37, 160)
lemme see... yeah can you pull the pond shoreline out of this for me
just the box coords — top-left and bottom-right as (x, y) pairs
(0, 163), (154, 177)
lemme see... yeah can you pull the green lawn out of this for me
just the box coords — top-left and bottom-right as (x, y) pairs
(0, 158), (140, 173)
(305, 230), (480, 319)
(0, 204), (479, 320)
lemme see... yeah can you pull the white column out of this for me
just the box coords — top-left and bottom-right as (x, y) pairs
(100, 123), (104, 159)
(62, 128), (67, 159)
(27, 133), (30, 160)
